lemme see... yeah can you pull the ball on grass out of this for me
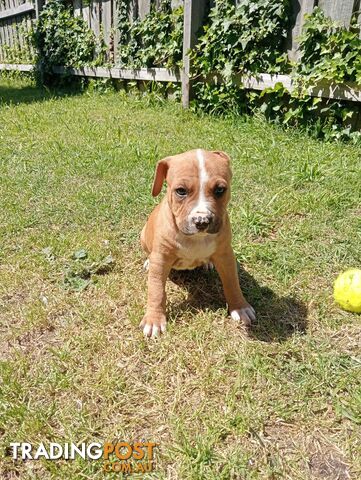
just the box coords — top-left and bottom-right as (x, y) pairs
(334, 269), (361, 313)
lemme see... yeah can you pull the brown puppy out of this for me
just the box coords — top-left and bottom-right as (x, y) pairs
(140, 149), (255, 337)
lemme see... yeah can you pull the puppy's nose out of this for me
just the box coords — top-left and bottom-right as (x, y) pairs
(192, 215), (213, 231)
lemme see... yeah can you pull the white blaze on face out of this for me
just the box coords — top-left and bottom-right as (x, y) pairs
(190, 149), (211, 217)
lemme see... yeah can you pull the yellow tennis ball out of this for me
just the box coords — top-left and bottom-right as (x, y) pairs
(334, 269), (361, 313)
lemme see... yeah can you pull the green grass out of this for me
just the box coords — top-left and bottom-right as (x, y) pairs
(0, 76), (360, 479)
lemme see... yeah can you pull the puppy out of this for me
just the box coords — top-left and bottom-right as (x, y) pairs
(140, 149), (255, 337)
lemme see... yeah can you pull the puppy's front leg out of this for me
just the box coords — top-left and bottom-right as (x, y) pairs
(140, 253), (171, 338)
(212, 248), (256, 326)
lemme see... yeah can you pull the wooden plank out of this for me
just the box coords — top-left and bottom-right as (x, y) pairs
(7, 0), (16, 47)
(82, 2), (91, 28)
(0, 2), (34, 19)
(35, 0), (44, 18)
(4, 18), (10, 51)
(128, 0), (138, 22)
(52, 65), (181, 82)
(318, 0), (354, 26)
(7, 18), (14, 49)
(182, 0), (207, 107)
(0, 24), (4, 61)
(287, 0), (316, 61)
(171, 0), (183, 8)
(204, 71), (361, 102)
(73, 0), (82, 17)
(231, 72), (361, 102)
(102, 0), (112, 48)
(14, 16), (22, 50)
(90, 0), (100, 36)
(307, 81), (361, 102)
(138, 0), (150, 19)
(2, 0), (9, 53)
(0, 62), (34, 70)
(112, 0), (118, 63)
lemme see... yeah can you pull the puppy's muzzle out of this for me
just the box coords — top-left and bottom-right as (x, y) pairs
(191, 214), (214, 232)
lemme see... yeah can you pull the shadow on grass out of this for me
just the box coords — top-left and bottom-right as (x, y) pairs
(169, 264), (308, 342)
(0, 80), (84, 107)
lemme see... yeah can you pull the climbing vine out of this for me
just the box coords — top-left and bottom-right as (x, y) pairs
(190, 3), (361, 142)
(256, 8), (361, 142)
(117, 0), (183, 69)
(191, 0), (290, 79)
(31, 0), (106, 73)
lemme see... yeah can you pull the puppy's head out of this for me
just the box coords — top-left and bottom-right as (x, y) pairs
(152, 149), (232, 236)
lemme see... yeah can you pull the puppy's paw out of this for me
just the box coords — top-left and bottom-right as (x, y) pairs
(202, 262), (214, 271)
(140, 312), (167, 338)
(143, 259), (150, 272)
(230, 305), (256, 327)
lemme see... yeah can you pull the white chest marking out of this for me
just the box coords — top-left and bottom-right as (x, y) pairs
(173, 233), (217, 270)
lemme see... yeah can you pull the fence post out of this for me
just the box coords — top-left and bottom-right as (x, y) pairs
(181, 0), (206, 108)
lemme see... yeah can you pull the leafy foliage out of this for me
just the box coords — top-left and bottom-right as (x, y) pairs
(191, 0), (290, 79)
(256, 83), (361, 143)
(117, 0), (183, 69)
(63, 252), (115, 291)
(190, 0), (291, 116)
(31, 0), (105, 73)
(258, 8), (361, 142)
(191, 3), (361, 142)
(298, 7), (361, 85)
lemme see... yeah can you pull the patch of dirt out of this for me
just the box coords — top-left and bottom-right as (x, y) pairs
(0, 324), (59, 363)
(328, 325), (361, 355)
(262, 423), (352, 479)
(309, 452), (350, 480)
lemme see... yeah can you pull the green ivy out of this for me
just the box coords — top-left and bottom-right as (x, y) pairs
(259, 8), (361, 142)
(31, 0), (106, 73)
(191, 0), (290, 79)
(255, 84), (361, 143)
(117, 0), (183, 69)
(190, 3), (361, 142)
(297, 7), (361, 85)
(190, 0), (291, 116)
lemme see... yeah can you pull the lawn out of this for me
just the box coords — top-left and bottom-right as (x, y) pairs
(0, 76), (360, 479)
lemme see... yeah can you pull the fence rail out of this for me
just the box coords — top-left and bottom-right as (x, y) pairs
(1, 0), (361, 106)
(2, 63), (361, 103)
(0, 3), (34, 21)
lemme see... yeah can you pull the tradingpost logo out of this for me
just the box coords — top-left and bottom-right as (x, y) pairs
(9, 441), (158, 474)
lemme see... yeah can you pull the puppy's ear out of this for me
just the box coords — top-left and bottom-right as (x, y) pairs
(152, 157), (170, 197)
(212, 150), (230, 164)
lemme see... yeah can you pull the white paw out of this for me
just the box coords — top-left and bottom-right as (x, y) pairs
(140, 314), (167, 338)
(202, 262), (214, 271)
(142, 322), (166, 338)
(230, 305), (256, 326)
(143, 259), (149, 272)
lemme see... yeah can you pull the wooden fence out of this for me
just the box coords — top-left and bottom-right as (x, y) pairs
(0, 0), (361, 107)
(0, 0), (38, 61)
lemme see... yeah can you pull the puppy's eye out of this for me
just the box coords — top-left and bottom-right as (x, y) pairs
(214, 186), (226, 197)
(175, 187), (187, 197)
